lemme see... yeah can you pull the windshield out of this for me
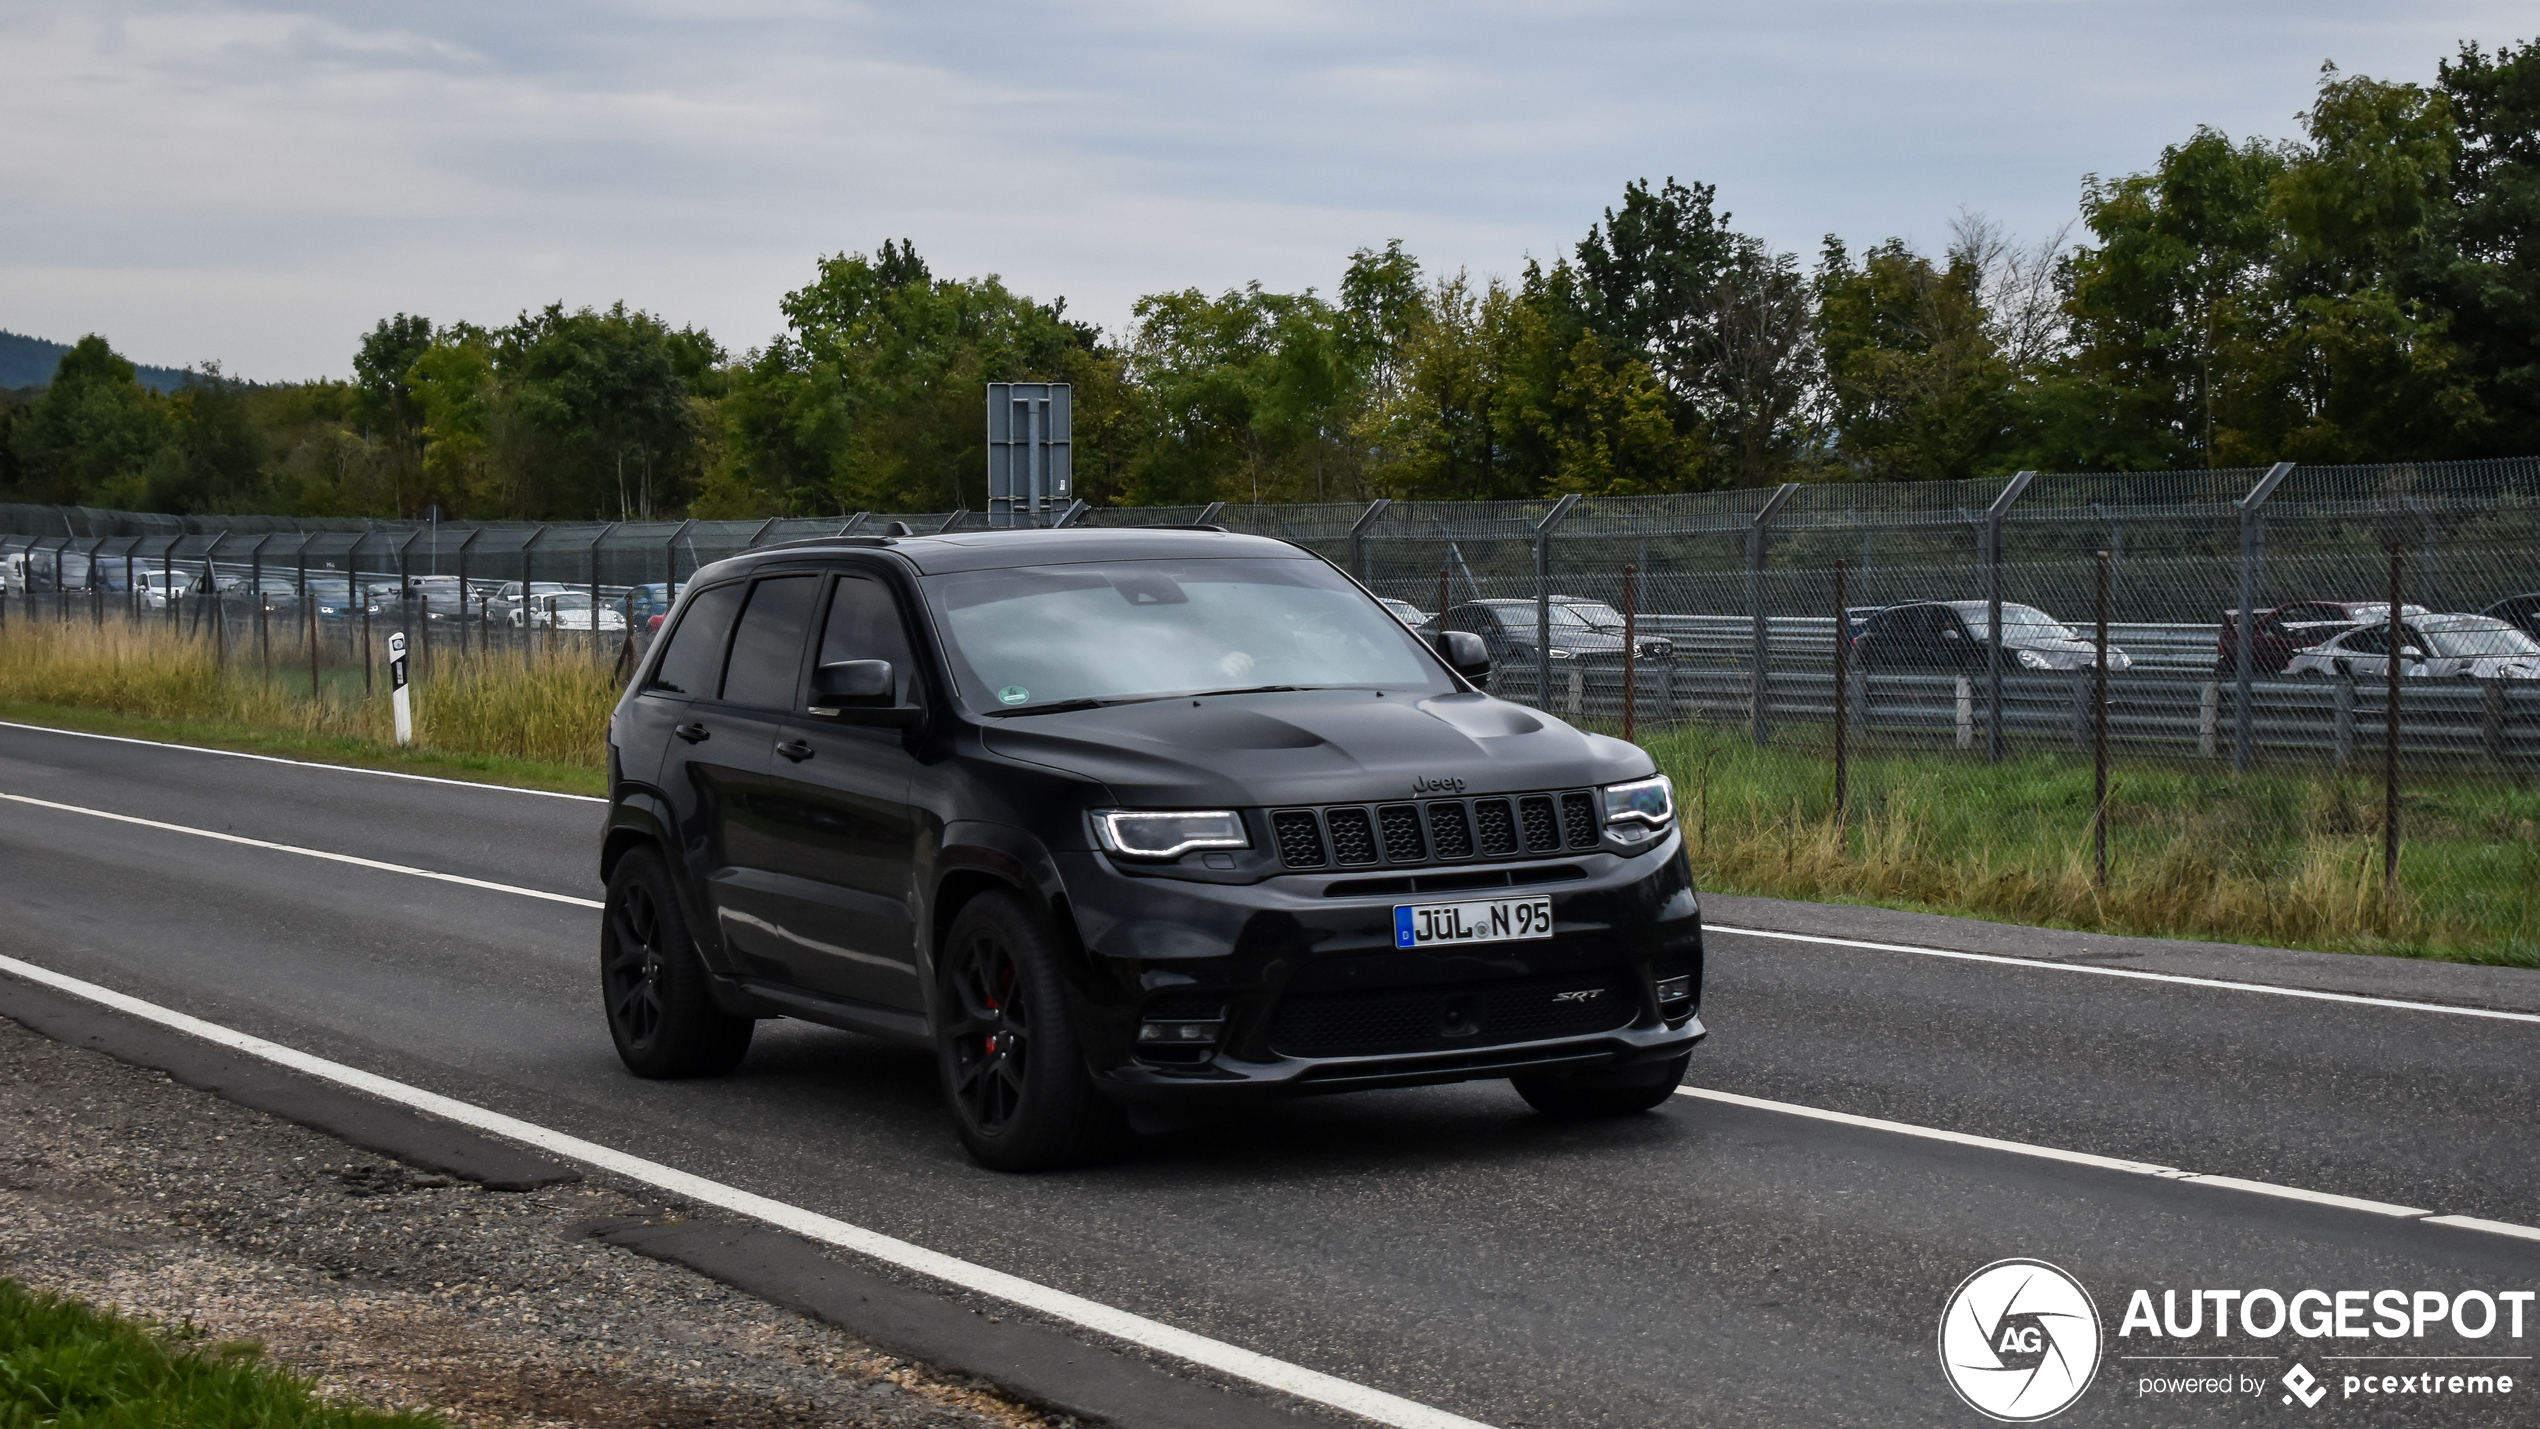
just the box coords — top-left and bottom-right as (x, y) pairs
(1549, 602), (1626, 631)
(923, 557), (1453, 713)
(2424, 622), (2540, 658)
(1956, 603), (2077, 641)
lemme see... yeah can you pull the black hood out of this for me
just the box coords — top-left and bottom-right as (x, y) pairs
(981, 688), (1652, 807)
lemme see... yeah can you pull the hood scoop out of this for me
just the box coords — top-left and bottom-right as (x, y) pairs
(1416, 694), (1543, 738)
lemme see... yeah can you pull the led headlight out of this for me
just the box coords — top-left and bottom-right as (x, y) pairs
(1548, 648), (1574, 660)
(2017, 648), (2053, 669)
(1600, 774), (1674, 844)
(1092, 810), (1249, 860)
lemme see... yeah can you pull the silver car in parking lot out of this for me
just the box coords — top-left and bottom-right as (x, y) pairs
(2285, 614), (2540, 681)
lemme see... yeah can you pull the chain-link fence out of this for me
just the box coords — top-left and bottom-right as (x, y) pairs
(4, 459), (2535, 947)
(4, 460), (2536, 776)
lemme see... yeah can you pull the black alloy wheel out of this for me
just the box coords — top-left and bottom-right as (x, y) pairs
(935, 890), (1126, 1171)
(601, 847), (754, 1078)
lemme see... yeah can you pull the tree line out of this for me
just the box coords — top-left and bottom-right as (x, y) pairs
(4, 39), (2532, 521)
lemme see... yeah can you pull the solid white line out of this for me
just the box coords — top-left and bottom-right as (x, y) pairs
(0, 952), (1496, 1429)
(1704, 922), (2540, 1025)
(2421, 1215), (2540, 1244)
(1674, 1086), (2485, 1227)
(1676, 1086), (2181, 1178)
(0, 792), (604, 910)
(0, 718), (606, 802)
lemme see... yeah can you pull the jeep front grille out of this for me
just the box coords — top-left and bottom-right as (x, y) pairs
(1268, 790), (1604, 871)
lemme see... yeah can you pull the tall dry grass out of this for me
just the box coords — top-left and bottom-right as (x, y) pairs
(1646, 725), (2540, 966)
(0, 618), (616, 769)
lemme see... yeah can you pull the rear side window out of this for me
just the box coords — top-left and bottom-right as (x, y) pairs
(720, 575), (821, 709)
(648, 583), (745, 697)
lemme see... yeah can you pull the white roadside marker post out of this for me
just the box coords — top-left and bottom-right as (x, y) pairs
(387, 631), (413, 745)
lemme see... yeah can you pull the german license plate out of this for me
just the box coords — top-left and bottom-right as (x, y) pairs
(1393, 896), (1555, 949)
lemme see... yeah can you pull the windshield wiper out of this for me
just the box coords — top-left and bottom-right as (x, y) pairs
(1175, 684), (1315, 699)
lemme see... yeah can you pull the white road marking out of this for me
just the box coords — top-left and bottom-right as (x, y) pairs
(2421, 1216), (2540, 1244)
(0, 952), (1497, 1429)
(13, 762), (2533, 1259)
(0, 719), (606, 801)
(1673, 1086), (2523, 1229)
(1705, 922), (2540, 1025)
(0, 792), (604, 910)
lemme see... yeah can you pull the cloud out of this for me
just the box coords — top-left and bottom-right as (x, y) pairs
(1, 0), (2527, 378)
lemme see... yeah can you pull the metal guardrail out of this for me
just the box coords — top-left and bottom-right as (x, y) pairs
(1501, 665), (2540, 767)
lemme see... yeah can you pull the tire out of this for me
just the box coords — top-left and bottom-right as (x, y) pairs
(935, 890), (1126, 1172)
(1512, 1052), (1691, 1118)
(601, 846), (754, 1078)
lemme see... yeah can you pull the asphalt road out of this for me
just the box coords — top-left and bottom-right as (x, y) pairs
(3, 720), (2536, 1428)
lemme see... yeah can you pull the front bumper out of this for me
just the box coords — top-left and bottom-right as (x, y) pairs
(1055, 831), (1707, 1102)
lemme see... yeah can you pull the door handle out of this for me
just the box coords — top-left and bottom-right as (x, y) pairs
(674, 722), (710, 744)
(776, 739), (814, 763)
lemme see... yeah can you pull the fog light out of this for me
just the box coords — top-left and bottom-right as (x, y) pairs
(1654, 975), (1692, 1005)
(1138, 1020), (1222, 1045)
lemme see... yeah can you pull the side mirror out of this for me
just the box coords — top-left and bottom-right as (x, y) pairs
(810, 659), (923, 727)
(1427, 629), (1492, 683)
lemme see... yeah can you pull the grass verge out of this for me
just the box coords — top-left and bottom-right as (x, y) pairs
(1643, 723), (2540, 968)
(0, 1278), (444, 1428)
(0, 620), (611, 797)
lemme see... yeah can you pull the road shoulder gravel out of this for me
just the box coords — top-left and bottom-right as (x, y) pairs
(0, 1009), (1077, 1429)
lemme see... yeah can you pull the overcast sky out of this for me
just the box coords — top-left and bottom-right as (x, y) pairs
(3, 1), (2529, 381)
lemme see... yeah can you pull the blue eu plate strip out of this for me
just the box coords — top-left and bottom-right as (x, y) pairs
(1393, 905), (1417, 949)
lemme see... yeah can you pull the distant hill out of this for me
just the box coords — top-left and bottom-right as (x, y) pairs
(0, 329), (196, 394)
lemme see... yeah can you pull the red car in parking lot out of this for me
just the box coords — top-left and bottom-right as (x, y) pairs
(2214, 600), (2430, 675)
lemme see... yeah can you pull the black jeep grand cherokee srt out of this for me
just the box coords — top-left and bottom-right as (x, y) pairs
(601, 527), (1706, 1170)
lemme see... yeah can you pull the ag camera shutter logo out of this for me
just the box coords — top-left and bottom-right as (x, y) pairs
(1939, 1259), (2103, 1421)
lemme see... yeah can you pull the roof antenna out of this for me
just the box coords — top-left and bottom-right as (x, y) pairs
(884, 521), (914, 538)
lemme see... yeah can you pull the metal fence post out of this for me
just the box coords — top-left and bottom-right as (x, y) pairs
(396, 527), (422, 660)
(521, 525), (550, 671)
(1746, 483), (1799, 747)
(86, 535), (110, 628)
(2234, 461), (2294, 774)
(2384, 548), (2403, 911)
(744, 517), (781, 549)
(1349, 498), (1393, 585)
(1983, 471), (2035, 765)
(446, 528), (479, 668)
(1832, 559), (1848, 823)
(247, 533), (273, 673)
(663, 518), (696, 611)
(2094, 549), (2111, 890)
(590, 521), (619, 658)
(1535, 493), (1582, 711)
(202, 532), (229, 665)
(1623, 564), (1639, 744)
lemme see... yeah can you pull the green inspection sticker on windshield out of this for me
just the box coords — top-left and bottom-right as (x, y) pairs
(998, 685), (1030, 705)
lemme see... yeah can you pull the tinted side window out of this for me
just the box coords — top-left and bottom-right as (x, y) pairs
(647, 583), (745, 697)
(720, 575), (821, 709)
(818, 575), (918, 698)
(2341, 629), (2388, 655)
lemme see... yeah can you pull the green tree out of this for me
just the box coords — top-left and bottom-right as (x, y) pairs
(4, 335), (174, 505)
(1815, 237), (2015, 481)
(2060, 128), (2289, 468)
(501, 302), (704, 519)
(713, 241), (1084, 514)
(2426, 39), (2540, 456)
